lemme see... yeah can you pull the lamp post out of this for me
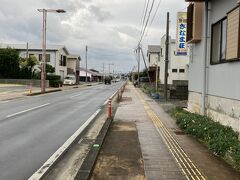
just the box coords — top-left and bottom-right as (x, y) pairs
(38, 8), (66, 93)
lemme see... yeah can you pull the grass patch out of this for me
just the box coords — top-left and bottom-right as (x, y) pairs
(171, 108), (240, 170)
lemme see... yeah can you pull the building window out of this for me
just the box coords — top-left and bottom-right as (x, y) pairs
(160, 48), (163, 57)
(211, 18), (227, 64)
(60, 55), (67, 66)
(179, 69), (185, 73)
(226, 6), (240, 61)
(39, 54), (50, 62)
(172, 69), (178, 73)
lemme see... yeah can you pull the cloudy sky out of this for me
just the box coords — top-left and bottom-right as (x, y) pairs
(0, 0), (188, 73)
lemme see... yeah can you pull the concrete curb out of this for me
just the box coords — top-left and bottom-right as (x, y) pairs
(28, 82), (126, 180)
(27, 89), (62, 96)
(74, 82), (127, 180)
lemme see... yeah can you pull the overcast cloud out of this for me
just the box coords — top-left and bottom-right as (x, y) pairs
(0, 0), (187, 73)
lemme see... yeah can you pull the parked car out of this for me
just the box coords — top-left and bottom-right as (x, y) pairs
(63, 75), (76, 85)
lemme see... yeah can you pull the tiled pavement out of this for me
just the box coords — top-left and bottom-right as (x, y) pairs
(98, 83), (240, 180)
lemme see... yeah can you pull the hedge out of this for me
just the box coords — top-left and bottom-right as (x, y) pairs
(47, 75), (62, 87)
(171, 108), (240, 169)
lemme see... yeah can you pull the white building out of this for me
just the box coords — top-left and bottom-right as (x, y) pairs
(67, 54), (81, 84)
(147, 45), (160, 82)
(0, 44), (81, 81)
(185, 0), (240, 133)
(159, 35), (189, 85)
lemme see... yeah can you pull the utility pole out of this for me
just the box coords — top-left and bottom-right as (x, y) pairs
(137, 45), (141, 85)
(41, 9), (47, 93)
(140, 47), (151, 83)
(164, 12), (170, 101)
(85, 45), (88, 82)
(155, 52), (160, 91)
(108, 63), (114, 76)
(38, 8), (66, 93)
(103, 63), (105, 81)
(26, 42), (29, 59)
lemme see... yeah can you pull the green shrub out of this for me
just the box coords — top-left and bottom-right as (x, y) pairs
(172, 108), (240, 169)
(46, 75), (61, 81)
(49, 80), (62, 87)
(47, 75), (62, 87)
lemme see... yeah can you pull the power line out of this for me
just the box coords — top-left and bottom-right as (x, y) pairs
(137, 0), (150, 43)
(138, 0), (156, 45)
(144, 0), (163, 38)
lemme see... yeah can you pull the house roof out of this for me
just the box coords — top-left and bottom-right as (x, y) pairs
(147, 45), (161, 54)
(67, 54), (82, 61)
(79, 67), (102, 76)
(0, 43), (69, 55)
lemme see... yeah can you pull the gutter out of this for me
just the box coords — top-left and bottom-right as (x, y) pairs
(201, 0), (209, 115)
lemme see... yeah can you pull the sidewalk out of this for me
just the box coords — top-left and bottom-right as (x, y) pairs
(91, 83), (240, 180)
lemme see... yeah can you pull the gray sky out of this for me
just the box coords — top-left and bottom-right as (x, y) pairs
(0, 0), (188, 73)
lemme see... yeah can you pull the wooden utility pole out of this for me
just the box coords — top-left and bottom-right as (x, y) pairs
(140, 47), (151, 83)
(85, 45), (88, 82)
(137, 45), (140, 85)
(164, 12), (170, 101)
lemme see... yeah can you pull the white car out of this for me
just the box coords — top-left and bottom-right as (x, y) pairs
(63, 75), (76, 85)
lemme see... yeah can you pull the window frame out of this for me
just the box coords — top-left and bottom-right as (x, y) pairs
(225, 5), (240, 62)
(210, 5), (240, 65)
(179, 69), (185, 73)
(172, 69), (178, 73)
(210, 17), (227, 65)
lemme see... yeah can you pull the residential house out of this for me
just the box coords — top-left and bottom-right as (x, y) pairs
(147, 45), (160, 82)
(67, 54), (81, 84)
(79, 68), (103, 82)
(0, 44), (70, 81)
(159, 35), (189, 85)
(185, 0), (240, 133)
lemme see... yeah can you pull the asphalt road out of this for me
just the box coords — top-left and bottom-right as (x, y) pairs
(0, 82), (124, 180)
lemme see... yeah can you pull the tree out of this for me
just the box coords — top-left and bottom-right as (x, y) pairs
(45, 64), (55, 74)
(19, 56), (39, 79)
(0, 48), (20, 78)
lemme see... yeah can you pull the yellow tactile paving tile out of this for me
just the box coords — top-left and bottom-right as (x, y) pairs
(135, 89), (206, 180)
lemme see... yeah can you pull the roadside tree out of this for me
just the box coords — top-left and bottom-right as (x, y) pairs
(0, 48), (20, 78)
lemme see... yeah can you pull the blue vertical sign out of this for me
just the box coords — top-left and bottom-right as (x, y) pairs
(176, 12), (187, 56)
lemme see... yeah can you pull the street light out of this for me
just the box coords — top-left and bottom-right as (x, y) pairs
(37, 9), (66, 93)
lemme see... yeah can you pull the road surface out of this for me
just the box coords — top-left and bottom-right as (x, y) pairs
(0, 82), (123, 180)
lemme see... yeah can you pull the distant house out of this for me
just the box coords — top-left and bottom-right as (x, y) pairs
(185, 0), (240, 133)
(67, 54), (81, 84)
(159, 35), (189, 85)
(79, 68), (103, 82)
(147, 45), (160, 82)
(0, 43), (81, 81)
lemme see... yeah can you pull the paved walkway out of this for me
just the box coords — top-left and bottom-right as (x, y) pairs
(92, 83), (240, 180)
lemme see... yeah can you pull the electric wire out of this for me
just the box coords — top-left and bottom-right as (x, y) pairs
(144, 0), (163, 39)
(138, 0), (156, 45)
(137, 0), (150, 43)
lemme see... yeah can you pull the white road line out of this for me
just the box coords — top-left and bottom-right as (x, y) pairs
(29, 108), (102, 180)
(70, 94), (81, 99)
(6, 103), (51, 118)
(0, 100), (10, 104)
